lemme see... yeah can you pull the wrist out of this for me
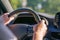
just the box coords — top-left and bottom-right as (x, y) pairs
(36, 31), (44, 38)
(33, 31), (44, 40)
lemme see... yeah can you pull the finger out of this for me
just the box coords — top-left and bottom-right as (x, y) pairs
(4, 13), (9, 14)
(41, 20), (45, 23)
(37, 20), (45, 26)
(10, 16), (14, 21)
(4, 13), (9, 15)
(42, 18), (48, 26)
(2, 13), (9, 17)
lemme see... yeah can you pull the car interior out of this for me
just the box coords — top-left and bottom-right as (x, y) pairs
(0, 0), (60, 40)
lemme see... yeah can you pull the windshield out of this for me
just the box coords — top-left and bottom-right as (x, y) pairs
(9, 0), (60, 16)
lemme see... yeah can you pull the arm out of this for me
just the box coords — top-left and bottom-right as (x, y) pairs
(33, 20), (48, 40)
(0, 16), (17, 40)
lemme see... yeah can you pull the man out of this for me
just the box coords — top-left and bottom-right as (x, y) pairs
(0, 13), (48, 40)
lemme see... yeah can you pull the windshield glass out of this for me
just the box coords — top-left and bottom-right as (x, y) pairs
(9, 0), (60, 16)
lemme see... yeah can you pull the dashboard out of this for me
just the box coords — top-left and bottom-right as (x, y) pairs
(13, 17), (37, 25)
(9, 12), (60, 40)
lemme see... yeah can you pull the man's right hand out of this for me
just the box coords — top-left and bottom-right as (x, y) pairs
(33, 20), (48, 40)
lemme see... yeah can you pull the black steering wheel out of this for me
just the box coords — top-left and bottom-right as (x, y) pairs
(8, 8), (41, 40)
(8, 8), (41, 23)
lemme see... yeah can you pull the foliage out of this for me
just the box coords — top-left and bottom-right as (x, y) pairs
(9, 0), (60, 15)
(9, 0), (22, 10)
(27, 0), (60, 14)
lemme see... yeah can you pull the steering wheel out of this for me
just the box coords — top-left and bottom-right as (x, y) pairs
(8, 8), (41, 40)
(8, 8), (41, 23)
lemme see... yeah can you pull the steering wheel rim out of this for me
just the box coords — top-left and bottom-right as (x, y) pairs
(8, 8), (42, 40)
(8, 8), (41, 23)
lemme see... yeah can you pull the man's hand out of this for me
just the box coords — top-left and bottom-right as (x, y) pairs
(33, 20), (48, 40)
(1, 13), (14, 25)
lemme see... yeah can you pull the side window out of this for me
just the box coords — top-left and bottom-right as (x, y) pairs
(0, 7), (3, 15)
(9, 0), (22, 10)
(0, 0), (7, 15)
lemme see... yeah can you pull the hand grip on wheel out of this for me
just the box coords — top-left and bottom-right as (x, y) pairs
(41, 18), (48, 26)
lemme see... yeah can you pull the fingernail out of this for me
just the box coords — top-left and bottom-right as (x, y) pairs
(41, 20), (45, 23)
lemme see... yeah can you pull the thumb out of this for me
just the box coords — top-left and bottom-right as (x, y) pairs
(41, 18), (48, 26)
(41, 20), (45, 24)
